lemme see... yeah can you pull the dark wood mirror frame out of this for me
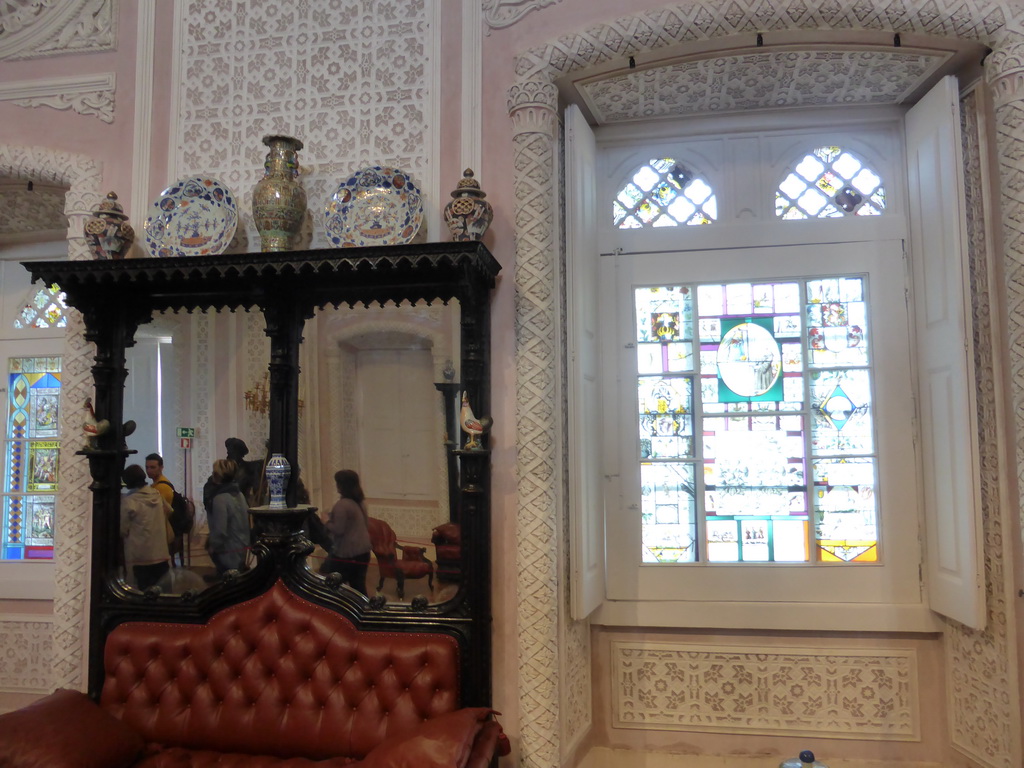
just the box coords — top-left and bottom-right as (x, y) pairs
(24, 241), (500, 705)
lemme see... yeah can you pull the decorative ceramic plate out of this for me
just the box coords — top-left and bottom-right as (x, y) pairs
(324, 166), (423, 248)
(143, 176), (238, 258)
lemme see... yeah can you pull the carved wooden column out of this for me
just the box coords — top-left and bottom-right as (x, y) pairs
(261, 301), (308, 506)
(78, 301), (149, 697)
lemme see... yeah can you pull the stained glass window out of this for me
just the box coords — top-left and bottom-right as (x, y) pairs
(13, 283), (68, 329)
(634, 276), (877, 565)
(3, 356), (62, 561)
(614, 159), (717, 229)
(775, 146), (886, 219)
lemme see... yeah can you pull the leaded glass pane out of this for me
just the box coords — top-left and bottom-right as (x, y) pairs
(12, 284), (68, 330)
(638, 377), (692, 459)
(633, 275), (877, 567)
(3, 356), (61, 561)
(633, 165), (660, 191)
(806, 277), (869, 368)
(810, 369), (874, 455)
(832, 152), (862, 178)
(641, 462), (696, 563)
(614, 158), (717, 229)
(813, 457), (878, 562)
(776, 147), (887, 219)
(795, 155), (825, 181)
(852, 168), (881, 195)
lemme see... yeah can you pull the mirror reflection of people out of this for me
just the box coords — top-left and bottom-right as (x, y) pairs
(206, 459), (250, 576)
(323, 469), (371, 596)
(204, 438), (260, 511)
(120, 464), (171, 591)
(145, 453), (174, 509)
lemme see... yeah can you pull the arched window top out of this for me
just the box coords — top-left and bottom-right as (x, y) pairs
(613, 158), (717, 229)
(776, 146), (886, 220)
(13, 284), (67, 329)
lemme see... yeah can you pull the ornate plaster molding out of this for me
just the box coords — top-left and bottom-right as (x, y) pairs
(0, 0), (116, 61)
(987, 37), (1024, 108)
(483, 0), (561, 30)
(508, 81), (559, 137)
(613, 642), (919, 738)
(580, 49), (946, 123)
(0, 619), (53, 693)
(0, 73), (115, 124)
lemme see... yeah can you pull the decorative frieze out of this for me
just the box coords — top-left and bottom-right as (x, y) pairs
(0, 74), (116, 123)
(0, 619), (53, 693)
(613, 641), (919, 739)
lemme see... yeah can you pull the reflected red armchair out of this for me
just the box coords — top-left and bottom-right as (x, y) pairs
(368, 517), (434, 599)
(431, 522), (462, 584)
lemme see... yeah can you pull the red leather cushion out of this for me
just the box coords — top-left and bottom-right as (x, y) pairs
(0, 688), (145, 768)
(135, 748), (355, 766)
(101, 581), (461, 761)
(358, 708), (494, 768)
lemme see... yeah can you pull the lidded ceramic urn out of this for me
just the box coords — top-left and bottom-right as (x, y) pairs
(252, 135), (307, 252)
(265, 453), (291, 509)
(84, 191), (135, 259)
(443, 168), (493, 242)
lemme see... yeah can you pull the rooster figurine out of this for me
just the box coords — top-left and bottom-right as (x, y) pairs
(460, 392), (492, 450)
(82, 396), (110, 450)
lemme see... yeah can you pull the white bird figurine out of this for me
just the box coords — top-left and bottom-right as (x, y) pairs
(460, 392), (492, 450)
(82, 396), (110, 450)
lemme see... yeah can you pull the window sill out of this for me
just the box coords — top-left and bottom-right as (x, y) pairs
(591, 598), (946, 633)
(0, 563), (55, 600)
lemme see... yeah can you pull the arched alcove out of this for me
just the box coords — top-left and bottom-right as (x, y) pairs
(0, 144), (102, 690)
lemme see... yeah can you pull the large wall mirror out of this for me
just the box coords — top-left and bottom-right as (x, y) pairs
(24, 243), (498, 618)
(301, 301), (463, 605)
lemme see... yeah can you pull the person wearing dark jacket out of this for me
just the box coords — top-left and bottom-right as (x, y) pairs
(206, 458), (249, 575)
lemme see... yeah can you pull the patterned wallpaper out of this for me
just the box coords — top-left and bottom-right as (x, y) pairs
(173, 0), (434, 252)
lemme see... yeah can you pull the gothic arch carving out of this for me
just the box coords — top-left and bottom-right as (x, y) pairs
(507, 4), (1023, 768)
(0, 143), (101, 691)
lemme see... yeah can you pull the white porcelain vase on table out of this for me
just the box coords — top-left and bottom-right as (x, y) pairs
(265, 453), (291, 509)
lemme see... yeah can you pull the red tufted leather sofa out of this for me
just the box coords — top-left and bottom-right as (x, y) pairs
(0, 580), (506, 768)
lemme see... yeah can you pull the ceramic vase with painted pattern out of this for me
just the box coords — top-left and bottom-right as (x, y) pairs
(84, 191), (135, 259)
(443, 168), (493, 241)
(265, 453), (291, 509)
(252, 135), (307, 252)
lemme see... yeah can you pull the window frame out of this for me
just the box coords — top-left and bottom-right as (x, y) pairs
(570, 103), (974, 632)
(601, 240), (921, 609)
(0, 243), (67, 598)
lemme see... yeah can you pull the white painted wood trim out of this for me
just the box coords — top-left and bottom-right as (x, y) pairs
(425, 1), (443, 242)
(168, 0), (185, 182)
(0, 73), (115, 101)
(461, 0), (483, 177)
(130, 2), (157, 223)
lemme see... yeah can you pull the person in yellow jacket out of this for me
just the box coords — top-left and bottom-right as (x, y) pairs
(145, 452), (175, 507)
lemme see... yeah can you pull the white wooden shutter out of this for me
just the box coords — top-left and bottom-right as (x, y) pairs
(566, 104), (606, 620)
(905, 75), (985, 629)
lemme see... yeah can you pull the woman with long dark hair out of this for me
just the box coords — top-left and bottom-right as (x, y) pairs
(323, 469), (371, 595)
